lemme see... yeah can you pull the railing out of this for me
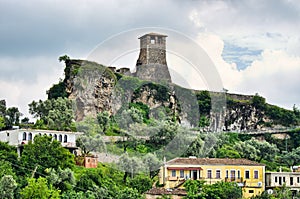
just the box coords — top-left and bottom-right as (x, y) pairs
(225, 177), (244, 183)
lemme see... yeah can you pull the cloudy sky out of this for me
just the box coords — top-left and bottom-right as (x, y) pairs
(1, 0), (300, 119)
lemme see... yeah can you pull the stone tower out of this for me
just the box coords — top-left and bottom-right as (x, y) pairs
(135, 33), (172, 83)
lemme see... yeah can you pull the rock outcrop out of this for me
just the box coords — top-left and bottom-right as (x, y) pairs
(54, 59), (296, 132)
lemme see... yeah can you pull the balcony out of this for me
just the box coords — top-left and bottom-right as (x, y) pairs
(168, 176), (178, 181)
(225, 177), (244, 183)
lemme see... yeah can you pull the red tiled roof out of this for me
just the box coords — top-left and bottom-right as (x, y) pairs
(166, 158), (265, 166)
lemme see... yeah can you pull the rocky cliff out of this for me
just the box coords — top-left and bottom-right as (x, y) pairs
(49, 59), (299, 132)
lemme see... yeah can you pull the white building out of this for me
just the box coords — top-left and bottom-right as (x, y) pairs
(266, 172), (300, 194)
(0, 129), (83, 155)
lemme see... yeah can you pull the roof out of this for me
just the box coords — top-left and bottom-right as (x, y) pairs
(138, 32), (168, 39)
(166, 157), (265, 166)
(0, 129), (83, 135)
(145, 188), (187, 196)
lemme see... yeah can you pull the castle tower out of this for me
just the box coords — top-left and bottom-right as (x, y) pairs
(135, 33), (172, 83)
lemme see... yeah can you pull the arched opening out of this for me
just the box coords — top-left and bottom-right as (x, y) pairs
(22, 132), (27, 140)
(28, 133), (33, 141)
(64, 135), (67, 143)
(54, 134), (57, 140)
(59, 135), (62, 142)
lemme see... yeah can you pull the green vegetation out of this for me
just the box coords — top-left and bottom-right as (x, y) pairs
(0, 100), (22, 130)
(28, 97), (75, 131)
(3, 57), (300, 198)
(184, 180), (242, 199)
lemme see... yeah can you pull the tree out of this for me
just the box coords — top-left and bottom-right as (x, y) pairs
(0, 175), (17, 199)
(245, 139), (279, 162)
(234, 141), (258, 161)
(0, 161), (16, 179)
(0, 141), (18, 167)
(47, 81), (68, 100)
(28, 97), (75, 131)
(150, 119), (179, 145)
(76, 135), (106, 155)
(97, 111), (110, 132)
(74, 167), (118, 198)
(251, 94), (266, 110)
(58, 55), (70, 63)
(143, 153), (162, 178)
(21, 117), (30, 124)
(128, 174), (152, 194)
(20, 135), (74, 177)
(20, 177), (60, 199)
(6, 107), (21, 127)
(281, 147), (300, 167)
(46, 168), (75, 193)
(0, 116), (5, 130)
(0, 100), (6, 116)
(184, 180), (242, 199)
(216, 145), (241, 158)
(118, 153), (145, 182)
(76, 116), (102, 136)
(116, 187), (145, 199)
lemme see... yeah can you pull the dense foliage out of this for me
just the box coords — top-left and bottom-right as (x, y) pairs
(184, 180), (242, 199)
(0, 100), (22, 130)
(28, 97), (75, 131)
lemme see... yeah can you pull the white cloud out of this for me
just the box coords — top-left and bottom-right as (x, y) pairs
(0, 56), (64, 118)
(193, 31), (300, 110)
(239, 50), (300, 109)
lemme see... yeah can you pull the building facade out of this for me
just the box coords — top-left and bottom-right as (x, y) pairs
(0, 129), (82, 155)
(159, 157), (265, 198)
(266, 171), (300, 194)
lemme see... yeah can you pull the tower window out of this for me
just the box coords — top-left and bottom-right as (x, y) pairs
(150, 36), (155, 44)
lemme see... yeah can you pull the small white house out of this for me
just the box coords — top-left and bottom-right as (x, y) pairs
(266, 171), (300, 194)
(0, 129), (83, 155)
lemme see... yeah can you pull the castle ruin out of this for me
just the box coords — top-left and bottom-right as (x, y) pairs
(135, 33), (172, 83)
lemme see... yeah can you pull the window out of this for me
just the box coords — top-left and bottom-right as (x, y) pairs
(180, 170), (184, 178)
(59, 134), (62, 142)
(283, 177), (286, 183)
(49, 134), (52, 137)
(207, 170), (212, 179)
(28, 133), (32, 141)
(54, 134), (57, 140)
(237, 170), (241, 179)
(254, 170), (259, 179)
(7, 133), (9, 137)
(245, 170), (250, 179)
(226, 170), (229, 178)
(230, 170), (236, 179)
(249, 190), (254, 193)
(275, 176), (278, 183)
(171, 170), (176, 177)
(150, 36), (155, 44)
(216, 170), (221, 179)
(22, 132), (27, 140)
(297, 177), (300, 183)
(64, 135), (67, 143)
(158, 38), (162, 44)
(279, 177), (282, 185)
(290, 177), (294, 185)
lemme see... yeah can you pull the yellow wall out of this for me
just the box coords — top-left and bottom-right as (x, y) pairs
(161, 164), (265, 198)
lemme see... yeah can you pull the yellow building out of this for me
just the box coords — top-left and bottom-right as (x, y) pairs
(159, 157), (265, 198)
